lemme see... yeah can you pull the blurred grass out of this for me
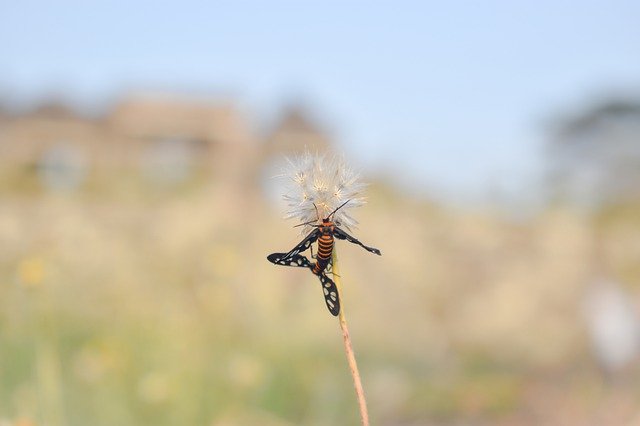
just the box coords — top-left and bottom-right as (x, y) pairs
(1, 180), (640, 425)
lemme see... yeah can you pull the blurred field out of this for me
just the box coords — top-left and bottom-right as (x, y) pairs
(1, 96), (640, 425)
(2, 173), (640, 425)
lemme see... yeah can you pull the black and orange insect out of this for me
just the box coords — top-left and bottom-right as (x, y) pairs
(267, 200), (382, 316)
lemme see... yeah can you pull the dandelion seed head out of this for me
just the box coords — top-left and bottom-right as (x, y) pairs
(281, 152), (367, 234)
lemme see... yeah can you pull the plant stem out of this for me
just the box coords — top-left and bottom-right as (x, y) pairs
(332, 248), (369, 426)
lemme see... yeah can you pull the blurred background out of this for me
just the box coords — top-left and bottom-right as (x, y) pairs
(1, 1), (640, 425)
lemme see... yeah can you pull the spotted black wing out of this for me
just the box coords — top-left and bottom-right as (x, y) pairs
(271, 228), (320, 264)
(317, 273), (340, 316)
(267, 252), (313, 270)
(266, 252), (339, 316)
(333, 227), (381, 255)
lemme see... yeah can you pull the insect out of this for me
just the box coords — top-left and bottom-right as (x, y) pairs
(267, 200), (382, 316)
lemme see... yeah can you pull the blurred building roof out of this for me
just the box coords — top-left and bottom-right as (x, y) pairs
(264, 106), (332, 155)
(109, 94), (253, 145)
(30, 102), (78, 120)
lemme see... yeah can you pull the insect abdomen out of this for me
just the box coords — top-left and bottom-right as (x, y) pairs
(313, 234), (334, 274)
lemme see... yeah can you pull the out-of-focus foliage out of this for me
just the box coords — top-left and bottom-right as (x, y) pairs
(547, 98), (640, 206)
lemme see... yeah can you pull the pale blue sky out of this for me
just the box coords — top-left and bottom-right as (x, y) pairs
(2, 1), (639, 200)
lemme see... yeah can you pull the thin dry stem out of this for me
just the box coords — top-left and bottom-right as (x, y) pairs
(332, 248), (370, 426)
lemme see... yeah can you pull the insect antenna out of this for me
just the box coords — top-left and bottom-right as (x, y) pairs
(327, 199), (350, 220)
(293, 219), (319, 228)
(293, 202), (322, 228)
(313, 202), (320, 221)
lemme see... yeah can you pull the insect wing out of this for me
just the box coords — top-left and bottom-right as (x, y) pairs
(318, 273), (340, 316)
(333, 227), (381, 255)
(267, 253), (313, 269)
(278, 228), (320, 261)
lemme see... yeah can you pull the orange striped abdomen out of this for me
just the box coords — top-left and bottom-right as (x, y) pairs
(312, 234), (333, 275)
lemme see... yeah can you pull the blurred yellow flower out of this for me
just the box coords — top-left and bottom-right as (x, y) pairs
(17, 257), (45, 288)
